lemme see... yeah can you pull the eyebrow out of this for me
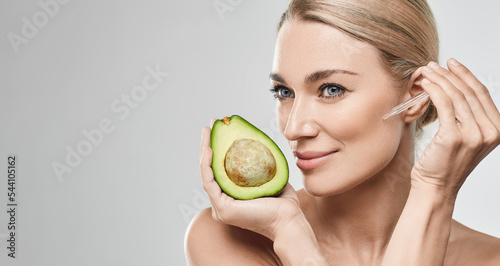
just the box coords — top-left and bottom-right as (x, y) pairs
(269, 69), (358, 84)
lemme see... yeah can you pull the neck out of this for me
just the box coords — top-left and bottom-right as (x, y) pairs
(303, 127), (416, 261)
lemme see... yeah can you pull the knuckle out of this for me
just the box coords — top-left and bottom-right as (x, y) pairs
(462, 87), (477, 98)
(484, 127), (500, 146)
(456, 102), (470, 112)
(439, 98), (454, 109)
(202, 182), (210, 192)
(465, 134), (483, 149)
(476, 84), (491, 97)
(450, 89), (466, 100)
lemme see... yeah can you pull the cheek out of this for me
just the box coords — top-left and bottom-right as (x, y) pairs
(333, 93), (401, 140)
(326, 97), (403, 166)
(306, 102), (402, 196)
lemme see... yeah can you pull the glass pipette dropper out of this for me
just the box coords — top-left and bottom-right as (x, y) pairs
(383, 91), (429, 120)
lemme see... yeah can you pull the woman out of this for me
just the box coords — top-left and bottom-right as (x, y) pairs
(186, 0), (500, 265)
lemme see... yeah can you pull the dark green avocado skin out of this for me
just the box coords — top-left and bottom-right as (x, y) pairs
(210, 115), (289, 200)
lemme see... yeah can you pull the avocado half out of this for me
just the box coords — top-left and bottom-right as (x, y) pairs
(210, 115), (289, 200)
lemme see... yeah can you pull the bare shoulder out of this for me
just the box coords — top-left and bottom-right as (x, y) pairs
(444, 219), (500, 266)
(184, 207), (279, 266)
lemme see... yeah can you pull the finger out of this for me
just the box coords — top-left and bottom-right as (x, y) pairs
(201, 127), (211, 149)
(447, 59), (500, 147)
(429, 61), (490, 125)
(201, 124), (237, 213)
(210, 118), (218, 128)
(200, 145), (225, 205)
(420, 68), (460, 130)
(200, 127), (211, 161)
(424, 62), (475, 122)
(441, 59), (500, 148)
(424, 62), (483, 140)
(423, 64), (480, 134)
(447, 58), (500, 129)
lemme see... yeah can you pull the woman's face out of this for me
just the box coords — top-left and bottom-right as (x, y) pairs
(271, 20), (409, 196)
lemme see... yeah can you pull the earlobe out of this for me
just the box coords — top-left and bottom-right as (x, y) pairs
(404, 67), (430, 123)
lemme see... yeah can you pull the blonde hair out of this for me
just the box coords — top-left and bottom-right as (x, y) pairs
(278, 0), (439, 134)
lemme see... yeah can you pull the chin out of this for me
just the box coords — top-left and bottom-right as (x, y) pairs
(301, 171), (366, 197)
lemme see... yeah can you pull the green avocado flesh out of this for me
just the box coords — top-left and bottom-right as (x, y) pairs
(211, 115), (289, 200)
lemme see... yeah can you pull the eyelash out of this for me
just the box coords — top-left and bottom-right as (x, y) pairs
(269, 83), (347, 101)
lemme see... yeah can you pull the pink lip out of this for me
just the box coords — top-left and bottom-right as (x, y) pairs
(294, 150), (337, 171)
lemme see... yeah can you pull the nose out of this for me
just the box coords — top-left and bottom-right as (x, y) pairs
(282, 96), (319, 141)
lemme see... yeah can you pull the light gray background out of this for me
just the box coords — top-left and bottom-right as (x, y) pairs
(0, 0), (499, 265)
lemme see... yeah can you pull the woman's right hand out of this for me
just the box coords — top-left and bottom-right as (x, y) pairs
(199, 122), (302, 241)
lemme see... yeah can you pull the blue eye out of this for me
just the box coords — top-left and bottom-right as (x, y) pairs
(270, 83), (346, 101)
(320, 83), (345, 99)
(279, 87), (293, 98)
(270, 86), (294, 100)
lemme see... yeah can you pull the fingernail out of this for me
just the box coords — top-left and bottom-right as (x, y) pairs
(422, 78), (431, 84)
(449, 58), (461, 66)
(428, 61), (440, 69)
(423, 66), (434, 73)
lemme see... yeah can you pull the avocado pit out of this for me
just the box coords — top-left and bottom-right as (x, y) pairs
(224, 139), (277, 187)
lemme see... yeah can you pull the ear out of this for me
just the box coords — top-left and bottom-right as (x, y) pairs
(403, 66), (430, 123)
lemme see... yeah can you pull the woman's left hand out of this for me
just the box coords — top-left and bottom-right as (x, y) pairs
(411, 58), (500, 201)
